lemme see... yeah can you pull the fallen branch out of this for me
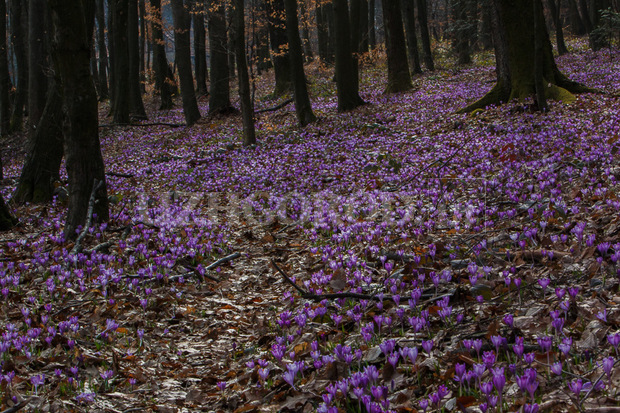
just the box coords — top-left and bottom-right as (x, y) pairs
(106, 171), (134, 178)
(255, 98), (294, 114)
(99, 122), (185, 128)
(71, 179), (104, 255)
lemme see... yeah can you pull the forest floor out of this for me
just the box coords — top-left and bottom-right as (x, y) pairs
(1, 40), (620, 413)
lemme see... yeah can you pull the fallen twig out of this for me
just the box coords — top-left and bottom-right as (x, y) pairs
(71, 179), (104, 255)
(99, 122), (186, 128)
(255, 97), (294, 114)
(106, 171), (134, 178)
(206, 252), (241, 270)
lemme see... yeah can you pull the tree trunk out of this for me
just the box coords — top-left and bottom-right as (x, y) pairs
(28, 0), (49, 134)
(171, 0), (201, 126)
(460, 0), (594, 113)
(316, 1), (329, 62)
(9, 0), (28, 132)
(369, 0), (376, 49)
(534, 0), (548, 111)
(139, 0), (146, 92)
(334, 0), (365, 111)
(193, 0), (208, 96)
(111, 0), (130, 124)
(234, 0), (256, 146)
(283, 0), (316, 126)
(266, 0), (292, 96)
(325, 1), (336, 60)
(589, 0), (612, 51)
(128, 0), (147, 119)
(13, 80), (64, 204)
(96, 0), (109, 99)
(401, 0), (422, 74)
(107, 0), (115, 104)
(450, 0), (474, 64)
(349, 0), (362, 87)
(479, 0), (493, 49)
(227, 4), (236, 79)
(567, 0), (586, 35)
(0, 0), (10, 135)
(578, 0), (593, 32)
(208, 0), (233, 114)
(299, 0), (313, 61)
(359, 0), (369, 53)
(150, 0), (173, 109)
(416, 0), (434, 70)
(0, 192), (16, 230)
(547, 0), (568, 55)
(382, 0), (412, 93)
(48, 0), (109, 240)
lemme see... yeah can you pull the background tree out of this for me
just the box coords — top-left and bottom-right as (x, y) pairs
(193, 0), (208, 96)
(284, 0), (316, 126)
(369, 0), (376, 49)
(9, 0), (28, 132)
(461, 0), (593, 113)
(171, 0), (201, 125)
(111, 0), (131, 124)
(316, 0), (331, 63)
(208, 0), (233, 114)
(234, 0), (256, 146)
(150, 0), (174, 109)
(382, 0), (412, 93)
(333, 0), (364, 111)
(128, 0), (147, 119)
(0, 0), (11, 136)
(266, 0), (292, 96)
(547, 0), (569, 55)
(48, 0), (109, 239)
(401, 0), (422, 74)
(28, 0), (49, 134)
(416, 0), (435, 70)
(96, 0), (109, 99)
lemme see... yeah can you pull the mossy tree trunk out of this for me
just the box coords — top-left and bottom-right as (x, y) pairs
(460, 0), (593, 113)
(334, 0), (364, 111)
(382, 0), (412, 93)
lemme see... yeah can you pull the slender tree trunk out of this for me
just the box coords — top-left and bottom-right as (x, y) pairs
(96, 0), (109, 99)
(28, 0), (49, 135)
(151, 0), (173, 109)
(534, 0), (547, 111)
(416, 0), (434, 70)
(480, 0), (494, 49)
(234, 0), (256, 146)
(227, 4), (236, 79)
(334, 0), (365, 111)
(349, 0), (362, 88)
(402, 0), (422, 73)
(316, 1), (329, 62)
(111, 0), (130, 123)
(578, 0), (593, 32)
(193, 0), (208, 96)
(171, 0), (201, 125)
(359, 0), (369, 53)
(382, 0), (412, 93)
(283, 0), (316, 126)
(0, 144), (16, 229)
(450, 0), (473, 64)
(547, 0), (568, 55)
(49, 0), (109, 239)
(461, 0), (593, 113)
(299, 0), (313, 61)
(208, 0), (233, 114)
(369, 0), (376, 49)
(325, 1), (336, 60)
(266, 0), (292, 96)
(0, 0), (10, 136)
(9, 0), (28, 132)
(589, 0), (612, 51)
(139, 0), (146, 92)
(107, 0), (116, 104)
(128, 0), (147, 119)
(567, 0), (586, 34)
(13, 80), (64, 204)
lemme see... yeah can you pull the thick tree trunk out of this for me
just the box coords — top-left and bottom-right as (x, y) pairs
(401, 0), (422, 74)
(28, 0), (49, 134)
(128, 0), (147, 119)
(208, 0), (233, 114)
(111, 0), (130, 124)
(547, 0), (568, 55)
(96, 0), (109, 99)
(49, 0), (109, 239)
(416, 0), (434, 70)
(193, 0), (208, 96)
(283, 0), (316, 126)
(334, 0), (365, 111)
(171, 0), (201, 126)
(382, 0), (412, 93)
(13, 81), (63, 204)
(234, 0), (256, 146)
(9, 0), (28, 132)
(460, 0), (593, 113)
(266, 0), (292, 96)
(150, 0), (173, 109)
(0, 0), (10, 135)
(369, 0), (376, 49)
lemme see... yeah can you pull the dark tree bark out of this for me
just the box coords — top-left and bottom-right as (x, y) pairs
(28, 0), (49, 134)
(139, 0), (146, 92)
(479, 0), (494, 49)
(171, 0), (201, 126)
(192, 0), (208, 96)
(299, 0), (313, 61)
(316, 1), (329, 62)
(461, 0), (593, 113)
(96, 0), (109, 99)
(208, 0), (233, 114)
(283, 0), (316, 126)
(450, 0), (474, 64)
(369, 0), (376, 49)
(578, 0), (593, 32)
(266, 0), (292, 95)
(234, 0), (256, 146)
(107, 0), (116, 103)
(334, 0), (364, 111)
(401, 0), (422, 74)
(48, 0), (109, 239)
(382, 0), (412, 93)
(416, 0), (434, 70)
(227, 4), (236, 80)
(534, 0), (547, 111)
(111, 0), (131, 124)
(0, 0), (10, 136)
(325, 0), (336, 59)
(547, 0), (568, 55)
(9, 0), (28, 132)
(359, 0), (369, 53)
(128, 0), (147, 119)
(349, 0), (362, 86)
(0, 146), (16, 229)
(13, 81), (63, 204)
(150, 0), (174, 109)
(567, 0), (586, 35)
(589, 0), (612, 51)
